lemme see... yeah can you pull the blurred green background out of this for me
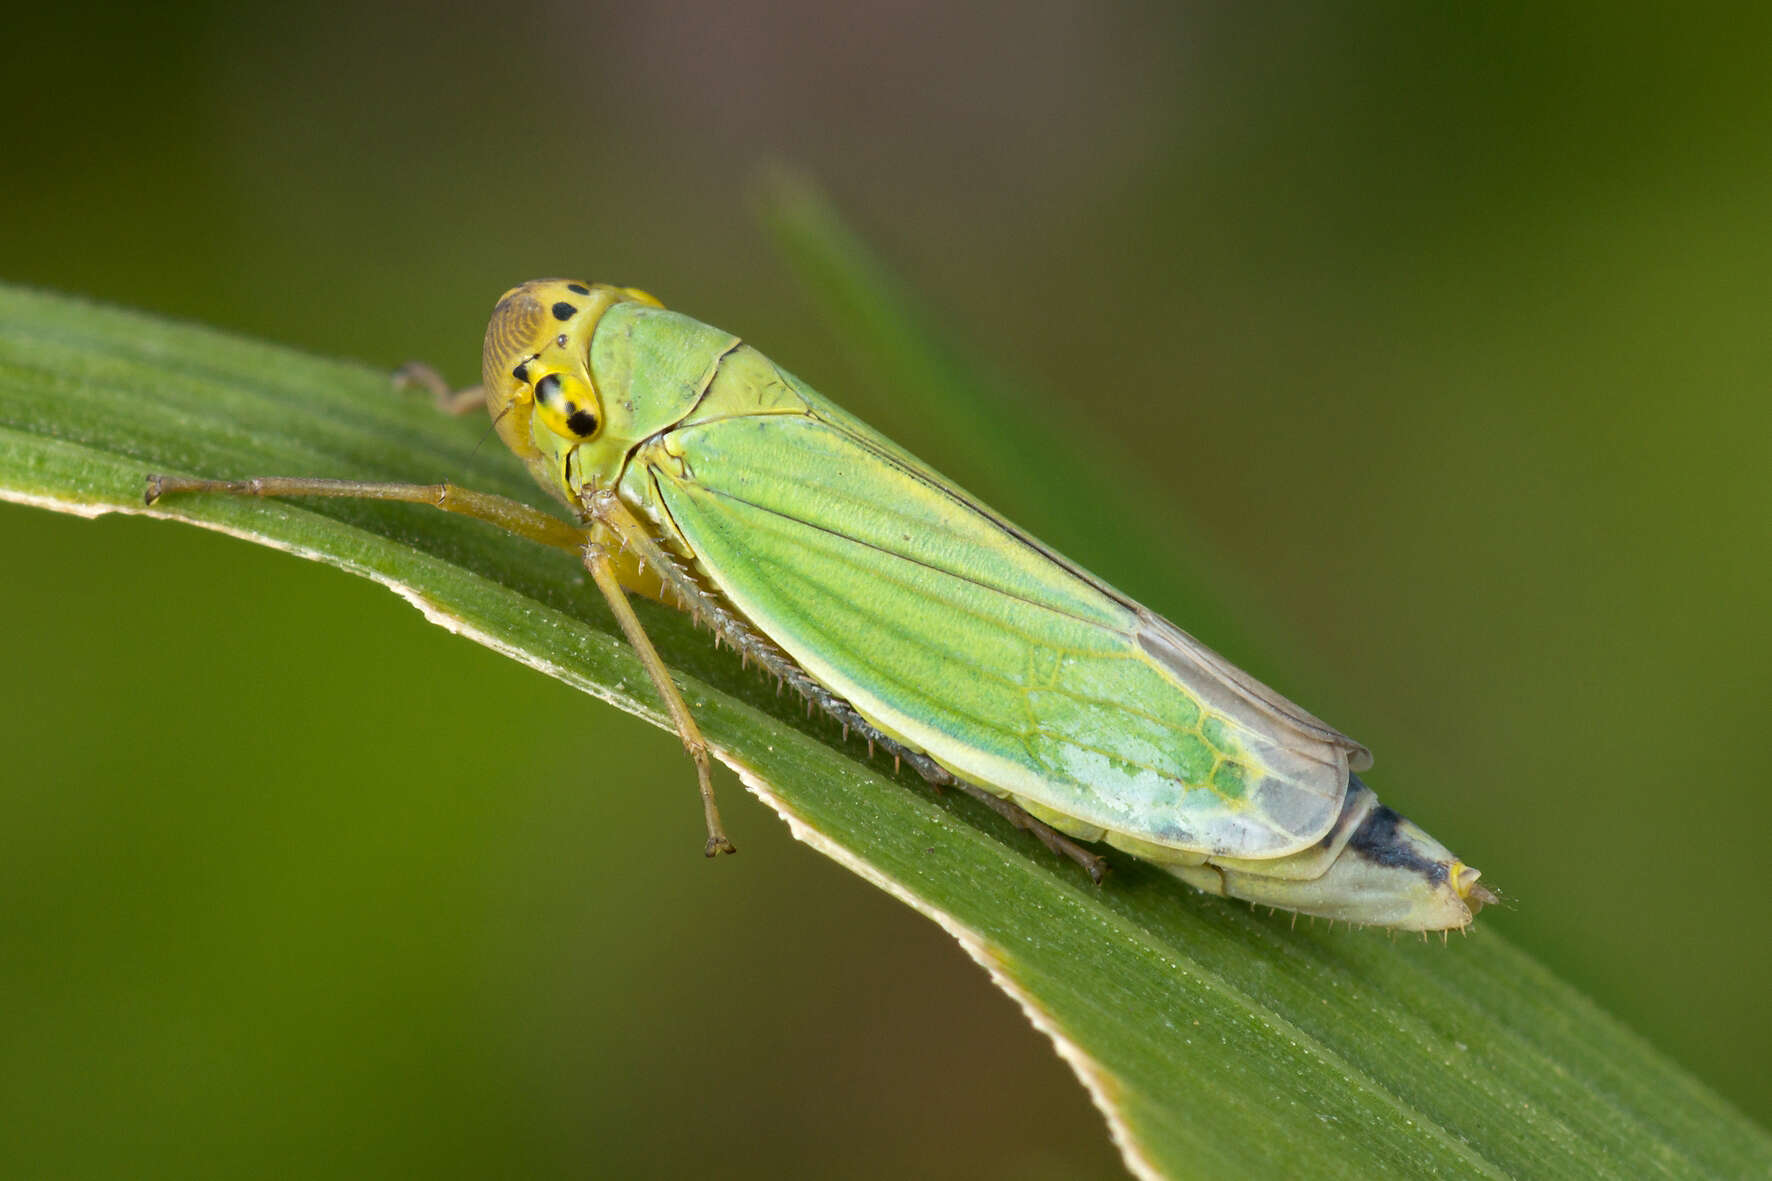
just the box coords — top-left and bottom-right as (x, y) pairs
(4, 4), (1770, 1176)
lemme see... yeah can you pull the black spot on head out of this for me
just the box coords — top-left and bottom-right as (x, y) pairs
(566, 409), (599, 436)
(552, 301), (577, 321)
(535, 373), (562, 404)
(511, 362), (530, 383)
(566, 283), (590, 295)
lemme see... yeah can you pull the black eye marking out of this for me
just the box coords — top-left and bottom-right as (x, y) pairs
(551, 301), (577, 321)
(511, 362), (530, 383)
(566, 409), (599, 436)
(535, 373), (562, 404)
(566, 283), (590, 295)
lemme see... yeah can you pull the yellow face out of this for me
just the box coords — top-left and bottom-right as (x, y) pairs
(479, 279), (663, 507)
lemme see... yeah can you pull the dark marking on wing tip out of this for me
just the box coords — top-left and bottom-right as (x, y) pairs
(1348, 805), (1449, 884)
(551, 301), (577, 321)
(566, 282), (590, 295)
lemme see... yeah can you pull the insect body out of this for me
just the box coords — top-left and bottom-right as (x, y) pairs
(148, 280), (1494, 931)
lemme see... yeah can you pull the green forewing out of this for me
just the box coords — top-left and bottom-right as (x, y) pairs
(620, 329), (1361, 859)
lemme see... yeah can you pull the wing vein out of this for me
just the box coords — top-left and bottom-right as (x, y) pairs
(684, 480), (1131, 634)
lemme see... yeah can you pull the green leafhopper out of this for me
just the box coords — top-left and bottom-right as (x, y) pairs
(147, 279), (1495, 931)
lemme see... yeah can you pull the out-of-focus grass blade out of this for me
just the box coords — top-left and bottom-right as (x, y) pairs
(755, 169), (1266, 653)
(1, 281), (1767, 1179)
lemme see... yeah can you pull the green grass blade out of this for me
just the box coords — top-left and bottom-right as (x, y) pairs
(1, 281), (1765, 1178)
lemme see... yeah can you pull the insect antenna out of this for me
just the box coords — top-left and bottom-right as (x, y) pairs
(469, 402), (514, 458)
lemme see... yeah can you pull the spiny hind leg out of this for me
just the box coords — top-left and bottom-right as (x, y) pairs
(952, 782), (1108, 884)
(580, 485), (1105, 873)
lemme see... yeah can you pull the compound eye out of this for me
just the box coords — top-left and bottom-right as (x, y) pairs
(533, 371), (601, 440)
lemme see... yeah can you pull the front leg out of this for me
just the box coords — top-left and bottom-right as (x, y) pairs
(581, 537), (736, 858)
